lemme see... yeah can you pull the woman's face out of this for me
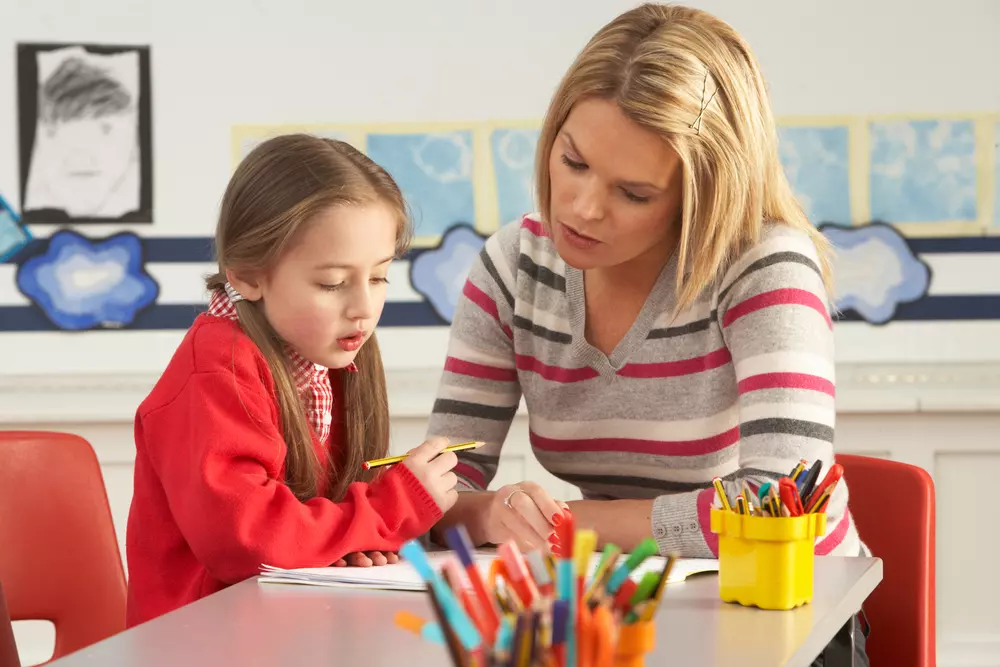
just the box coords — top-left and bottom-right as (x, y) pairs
(547, 98), (684, 273)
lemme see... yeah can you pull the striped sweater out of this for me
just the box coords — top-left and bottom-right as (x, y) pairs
(426, 214), (862, 559)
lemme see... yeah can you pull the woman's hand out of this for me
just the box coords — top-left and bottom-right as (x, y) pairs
(481, 482), (567, 552)
(332, 551), (400, 567)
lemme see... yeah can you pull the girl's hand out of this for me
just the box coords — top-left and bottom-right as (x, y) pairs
(481, 482), (566, 553)
(332, 551), (400, 567)
(402, 437), (459, 513)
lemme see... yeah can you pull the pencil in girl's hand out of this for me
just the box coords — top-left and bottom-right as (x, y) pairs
(361, 440), (484, 470)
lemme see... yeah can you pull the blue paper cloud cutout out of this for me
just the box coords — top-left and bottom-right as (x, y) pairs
(820, 222), (931, 325)
(409, 224), (487, 323)
(0, 195), (32, 262)
(16, 229), (159, 330)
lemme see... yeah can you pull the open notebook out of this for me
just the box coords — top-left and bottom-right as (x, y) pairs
(257, 550), (718, 591)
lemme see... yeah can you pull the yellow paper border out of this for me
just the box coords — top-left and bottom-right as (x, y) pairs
(232, 111), (1000, 242)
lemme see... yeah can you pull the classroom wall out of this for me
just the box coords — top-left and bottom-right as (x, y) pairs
(1, 0), (999, 665)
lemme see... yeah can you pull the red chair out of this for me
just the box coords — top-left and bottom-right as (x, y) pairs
(0, 580), (21, 667)
(838, 454), (936, 667)
(0, 432), (126, 663)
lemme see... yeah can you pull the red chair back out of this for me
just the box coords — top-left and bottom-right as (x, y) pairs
(0, 581), (21, 667)
(838, 454), (935, 667)
(0, 432), (126, 662)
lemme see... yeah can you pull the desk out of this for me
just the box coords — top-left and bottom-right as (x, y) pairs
(47, 557), (882, 667)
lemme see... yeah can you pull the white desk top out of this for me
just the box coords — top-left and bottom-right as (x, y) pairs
(47, 556), (882, 667)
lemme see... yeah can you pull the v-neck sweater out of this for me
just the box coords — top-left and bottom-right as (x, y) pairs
(426, 214), (862, 559)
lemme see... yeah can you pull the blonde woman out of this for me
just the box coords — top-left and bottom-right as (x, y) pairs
(428, 4), (868, 662)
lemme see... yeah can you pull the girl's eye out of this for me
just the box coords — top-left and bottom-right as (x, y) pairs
(560, 154), (587, 171)
(370, 277), (390, 285)
(319, 283), (344, 291)
(622, 189), (650, 203)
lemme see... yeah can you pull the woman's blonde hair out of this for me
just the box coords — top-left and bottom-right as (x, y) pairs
(535, 3), (833, 310)
(206, 134), (411, 502)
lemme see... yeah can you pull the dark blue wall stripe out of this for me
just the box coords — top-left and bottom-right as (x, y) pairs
(3, 234), (997, 265)
(835, 295), (1000, 323)
(906, 236), (1000, 253)
(0, 301), (444, 331)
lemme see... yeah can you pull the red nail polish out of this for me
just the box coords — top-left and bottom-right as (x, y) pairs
(552, 513), (563, 526)
(548, 533), (560, 545)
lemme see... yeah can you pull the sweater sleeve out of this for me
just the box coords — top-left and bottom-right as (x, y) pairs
(650, 229), (853, 558)
(138, 370), (442, 583)
(425, 224), (523, 491)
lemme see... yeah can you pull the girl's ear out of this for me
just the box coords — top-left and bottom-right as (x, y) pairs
(224, 268), (263, 302)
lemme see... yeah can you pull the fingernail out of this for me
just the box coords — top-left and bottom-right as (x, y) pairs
(548, 533), (560, 545)
(551, 513), (563, 526)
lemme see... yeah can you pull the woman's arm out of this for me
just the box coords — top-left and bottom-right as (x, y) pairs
(646, 227), (847, 558)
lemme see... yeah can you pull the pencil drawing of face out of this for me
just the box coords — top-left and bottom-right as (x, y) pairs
(23, 47), (141, 219)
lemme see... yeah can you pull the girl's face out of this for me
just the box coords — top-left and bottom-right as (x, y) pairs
(237, 203), (398, 370)
(547, 97), (684, 274)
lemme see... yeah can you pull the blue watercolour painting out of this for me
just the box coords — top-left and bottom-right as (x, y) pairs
(0, 195), (32, 262)
(16, 229), (159, 330)
(367, 131), (475, 240)
(821, 222), (931, 325)
(409, 224), (486, 323)
(994, 121), (1000, 228)
(491, 128), (539, 225)
(869, 119), (977, 223)
(778, 125), (851, 225)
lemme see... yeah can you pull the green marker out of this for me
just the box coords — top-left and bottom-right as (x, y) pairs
(605, 537), (658, 595)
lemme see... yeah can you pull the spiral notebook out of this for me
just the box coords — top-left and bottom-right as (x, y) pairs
(257, 550), (718, 591)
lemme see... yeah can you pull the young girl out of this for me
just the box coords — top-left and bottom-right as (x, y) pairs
(125, 134), (459, 627)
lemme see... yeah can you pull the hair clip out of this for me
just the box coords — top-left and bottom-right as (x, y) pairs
(690, 72), (719, 135)
(224, 281), (245, 303)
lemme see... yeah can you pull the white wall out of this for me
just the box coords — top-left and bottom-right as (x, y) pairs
(2, 0), (1000, 665)
(1, 0), (1000, 375)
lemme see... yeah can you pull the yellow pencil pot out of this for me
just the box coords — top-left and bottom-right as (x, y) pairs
(709, 508), (827, 610)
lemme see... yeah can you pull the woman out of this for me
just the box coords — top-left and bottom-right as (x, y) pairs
(427, 3), (868, 660)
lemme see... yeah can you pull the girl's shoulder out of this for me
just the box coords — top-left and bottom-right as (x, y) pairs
(139, 315), (273, 417)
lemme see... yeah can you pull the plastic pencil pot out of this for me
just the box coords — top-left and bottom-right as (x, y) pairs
(613, 620), (655, 667)
(709, 508), (827, 610)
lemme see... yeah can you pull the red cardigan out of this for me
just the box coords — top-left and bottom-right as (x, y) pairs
(125, 315), (441, 627)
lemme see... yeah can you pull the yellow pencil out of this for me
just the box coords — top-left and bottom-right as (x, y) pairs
(712, 477), (731, 512)
(361, 441), (484, 470)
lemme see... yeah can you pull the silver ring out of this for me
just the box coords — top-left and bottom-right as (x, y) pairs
(503, 486), (527, 510)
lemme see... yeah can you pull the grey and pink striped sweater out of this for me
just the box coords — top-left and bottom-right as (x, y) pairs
(426, 214), (863, 559)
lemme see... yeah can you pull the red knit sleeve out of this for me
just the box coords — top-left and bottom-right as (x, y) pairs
(137, 369), (442, 584)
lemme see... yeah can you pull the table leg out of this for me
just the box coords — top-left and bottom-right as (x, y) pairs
(821, 617), (856, 667)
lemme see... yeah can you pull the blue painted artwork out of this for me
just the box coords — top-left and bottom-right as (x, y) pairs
(409, 224), (486, 323)
(778, 125), (851, 225)
(16, 229), (159, 330)
(869, 119), (977, 223)
(0, 195), (31, 262)
(367, 131), (475, 239)
(491, 128), (539, 224)
(821, 223), (931, 324)
(994, 122), (1000, 228)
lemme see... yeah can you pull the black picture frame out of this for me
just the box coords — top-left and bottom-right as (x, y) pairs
(17, 42), (153, 224)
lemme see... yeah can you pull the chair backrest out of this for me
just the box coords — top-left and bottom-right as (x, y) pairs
(837, 454), (936, 667)
(0, 431), (126, 662)
(0, 581), (21, 667)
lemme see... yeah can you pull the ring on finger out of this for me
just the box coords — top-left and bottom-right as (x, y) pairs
(503, 486), (528, 510)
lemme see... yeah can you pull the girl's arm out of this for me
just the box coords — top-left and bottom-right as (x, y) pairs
(137, 369), (442, 584)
